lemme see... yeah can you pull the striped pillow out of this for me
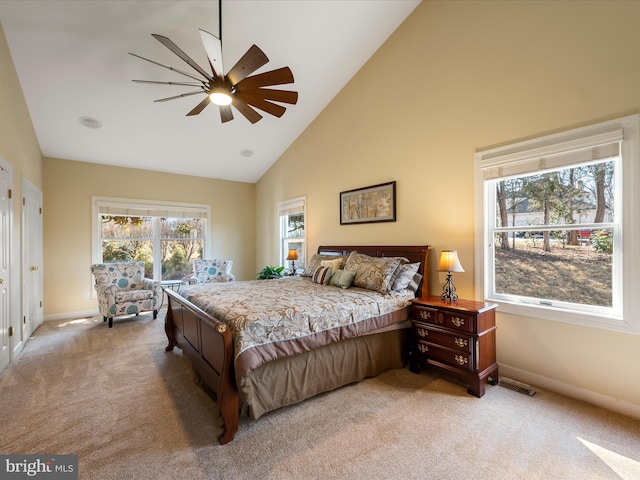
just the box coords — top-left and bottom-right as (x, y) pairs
(311, 266), (332, 285)
(407, 272), (423, 294)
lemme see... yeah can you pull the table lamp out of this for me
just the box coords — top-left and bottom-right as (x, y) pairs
(286, 249), (299, 276)
(437, 250), (464, 303)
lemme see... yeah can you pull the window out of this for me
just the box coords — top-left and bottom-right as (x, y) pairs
(475, 115), (640, 333)
(92, 197), (211, 281)
(278, 197), (306, 274)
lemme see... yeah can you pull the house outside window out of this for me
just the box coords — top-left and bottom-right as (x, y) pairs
(93, 197), (210, 281)
(474, 114), (639, 333)
(278, 196), (306, 274)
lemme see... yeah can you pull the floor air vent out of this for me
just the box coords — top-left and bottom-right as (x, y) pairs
(499, 379), (537, 397)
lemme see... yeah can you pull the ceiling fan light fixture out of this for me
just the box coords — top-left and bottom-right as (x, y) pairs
(130, 0), (296, 123)
(209, 88), (232, 106)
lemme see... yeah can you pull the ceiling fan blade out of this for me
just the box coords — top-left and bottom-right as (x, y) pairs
(129, 53), (205, 82)
(231, 97), (263, 124)
(219, 105), (234, 123)
(226, 45), (269, 86)
(235, 91), (287, 117)
(186, 97), (211, 116)
(237, 88), (298, 105)
(234, 67), (295, 91)
(151, 34), (213, 81)
(133, 79), (203, 87)
(199, 29), (223, 78)
(154, 90), (205, 103)
(261, 88), (298, 105)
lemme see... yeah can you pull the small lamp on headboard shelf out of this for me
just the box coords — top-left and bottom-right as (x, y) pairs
(437, 250), (464, 303)
(286, 249), (299, 276)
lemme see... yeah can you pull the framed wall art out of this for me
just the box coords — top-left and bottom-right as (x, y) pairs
(340, 181), (396, 225)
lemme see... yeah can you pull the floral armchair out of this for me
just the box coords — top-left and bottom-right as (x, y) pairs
(90, 262), (162, 328)
(188, 259), (235, 284)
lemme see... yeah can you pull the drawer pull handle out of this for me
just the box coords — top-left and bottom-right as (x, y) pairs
(454, 355), (468, 366)
(418, 344), (429, 353)
(419, 311), (431, 320)
(417, 329), (429, 337)
(454, 338), (468, 348)
(451, 316), (465, 327)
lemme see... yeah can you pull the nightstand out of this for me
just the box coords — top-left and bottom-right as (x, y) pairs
(409, 296), (498, 397)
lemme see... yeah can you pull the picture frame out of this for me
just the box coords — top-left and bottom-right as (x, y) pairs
(340, 181), (396, 225)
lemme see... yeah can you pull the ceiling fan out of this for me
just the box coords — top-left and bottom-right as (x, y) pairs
(129, 0), (298, 124)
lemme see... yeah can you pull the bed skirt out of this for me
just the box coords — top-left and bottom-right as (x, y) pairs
(239, 324), (411, 419)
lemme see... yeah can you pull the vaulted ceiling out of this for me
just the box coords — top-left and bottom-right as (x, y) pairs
(0, 0), (420, 183)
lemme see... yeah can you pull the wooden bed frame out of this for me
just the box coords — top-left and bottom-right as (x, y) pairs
(164, 245), (430, 444)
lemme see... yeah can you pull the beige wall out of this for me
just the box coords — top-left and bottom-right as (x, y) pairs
(0, 24), (42, 187)
(256, 1), (640, 414)
(43, 158), (255, 317)
(3, 1), (639, 417)
(0, 22), (43, 354)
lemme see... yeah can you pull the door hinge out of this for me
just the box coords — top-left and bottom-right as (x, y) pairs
(39, 207), (42, 214)
(8, 189), (11, 199)
(8, 326), (12, 337)
(40, 301), (43, 308)
(23, 316), (26, 324)
(22, 197), (25, 206)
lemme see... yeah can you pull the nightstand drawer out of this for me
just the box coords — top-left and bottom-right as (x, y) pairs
(416, 341), (473, 371)
(414, 324), (472, 352)
(411, 305), (438, 324)
(412, 305), (474, 333)
(436, 310), (474, 333)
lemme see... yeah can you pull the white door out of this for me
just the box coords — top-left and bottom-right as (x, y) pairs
(22, 178), (43, 341)
(0, 161), (13, 373)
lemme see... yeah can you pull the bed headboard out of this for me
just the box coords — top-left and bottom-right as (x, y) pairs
(317, 245), (430, 299)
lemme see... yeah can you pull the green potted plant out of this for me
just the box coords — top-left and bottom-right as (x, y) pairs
(256, 265), (285, 280)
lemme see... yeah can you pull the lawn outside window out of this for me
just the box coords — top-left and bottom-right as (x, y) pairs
(474, 114), (640, 333)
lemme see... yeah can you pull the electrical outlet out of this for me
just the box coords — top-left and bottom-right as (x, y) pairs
(83, 291), (90, 299)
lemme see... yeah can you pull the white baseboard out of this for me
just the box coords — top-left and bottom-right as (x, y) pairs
(500, 363), (640, 421)
(44, 309), (100, 322)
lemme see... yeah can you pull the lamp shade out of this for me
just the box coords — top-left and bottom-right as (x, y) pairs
(286, 249), (299, 261)
(437, 250), (464, 273)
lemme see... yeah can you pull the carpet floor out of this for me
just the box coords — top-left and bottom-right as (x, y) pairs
(1, 310), (639, 480)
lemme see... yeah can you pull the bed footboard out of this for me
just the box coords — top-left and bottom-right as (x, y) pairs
(164, 289), (238, 444)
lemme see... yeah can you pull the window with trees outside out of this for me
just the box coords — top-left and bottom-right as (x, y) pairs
(475, 115), (640, 333)
(92, 197), (211, 281)
(278, 197), (306, 275)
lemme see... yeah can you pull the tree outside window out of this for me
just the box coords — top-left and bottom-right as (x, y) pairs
(475, 114), (640, 333)
(492, 160), (614, 307)
(100, 216), (204, 280)
(278, 197), (306, 274)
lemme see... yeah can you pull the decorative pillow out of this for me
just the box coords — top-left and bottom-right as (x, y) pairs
(392, 262), (420, 291)
(407, 272), (423, 294)
(343, 251), (402, 294)
(311, 266), (333, 285)
(389, 256), (410, 286)
(302, 254), (346, 277)
(329, 269), (355, 289)
(320, 258), (342, 274)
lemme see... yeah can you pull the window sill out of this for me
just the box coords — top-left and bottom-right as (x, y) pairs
(491, 299), (639, 334)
